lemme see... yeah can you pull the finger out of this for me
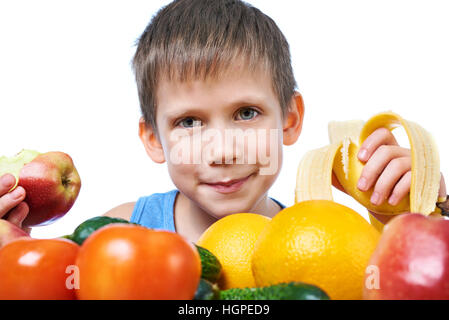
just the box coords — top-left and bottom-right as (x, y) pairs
(358, 128), (399, 162)
(357, 145), (411, 192)
(370, 158), (412, 205)
(5, 201), (29, 228)
(0, 174), (17, 197)
(0, 186), (26, 219)
(388, 171), (412, 206)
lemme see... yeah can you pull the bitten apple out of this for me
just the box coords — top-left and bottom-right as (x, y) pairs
(0, 219), (30, 248)
(364, 213), (449, 300)
(0, 149), (81, 227)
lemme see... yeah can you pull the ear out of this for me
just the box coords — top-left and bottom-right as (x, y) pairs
(283, 92), (305, 146)
(138, 117), (166, 164)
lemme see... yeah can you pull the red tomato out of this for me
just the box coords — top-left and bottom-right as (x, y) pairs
(0, 238), (80, 300)
(76, 224), (201, 300)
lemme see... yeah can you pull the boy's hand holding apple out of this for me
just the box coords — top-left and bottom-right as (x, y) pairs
(0, 150), (81, 246)
(0, 173), (31, 247)
(0, 173), (29, 230)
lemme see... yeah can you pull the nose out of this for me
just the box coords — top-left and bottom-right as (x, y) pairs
(203, 127), (243, 166)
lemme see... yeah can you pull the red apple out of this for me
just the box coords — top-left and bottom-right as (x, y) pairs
(0, 149), (81, 227)
(0, 219), (30, 248)
(364, 213), (449, 300)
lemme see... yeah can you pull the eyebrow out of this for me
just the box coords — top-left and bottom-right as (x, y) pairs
(163, 108), (207, 122)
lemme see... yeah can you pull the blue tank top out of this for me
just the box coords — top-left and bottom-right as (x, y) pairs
(130, 190), (286, 231)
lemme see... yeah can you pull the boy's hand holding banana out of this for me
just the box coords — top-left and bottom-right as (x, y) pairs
(296, 111), (447, 230)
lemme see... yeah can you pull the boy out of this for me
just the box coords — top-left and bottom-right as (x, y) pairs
(0, 0), (446, 242)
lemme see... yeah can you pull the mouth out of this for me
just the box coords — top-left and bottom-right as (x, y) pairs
(202, 173), (254, 194)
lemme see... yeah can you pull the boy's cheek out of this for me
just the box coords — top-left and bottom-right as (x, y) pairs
(166, 164), (199, 195)
(256, 128), (283, 176)
(163, 136), (200, 166)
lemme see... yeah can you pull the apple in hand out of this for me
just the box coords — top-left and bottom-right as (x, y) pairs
(364, 213), (449, 300)
(0, 149), (81, 227)
(0, 219), (30, 248)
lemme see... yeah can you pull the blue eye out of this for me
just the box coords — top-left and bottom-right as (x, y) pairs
(236, 108), (259, 121)
(178, 117), (202, 128)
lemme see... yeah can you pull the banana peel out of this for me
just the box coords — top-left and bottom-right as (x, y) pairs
(296, 111), (443, 232)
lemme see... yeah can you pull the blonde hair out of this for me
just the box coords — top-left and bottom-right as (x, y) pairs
(132, 0), (297, 131)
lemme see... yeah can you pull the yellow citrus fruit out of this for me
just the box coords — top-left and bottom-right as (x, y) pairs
(252, 200), (380, 300)
(196, 213), (271, 289)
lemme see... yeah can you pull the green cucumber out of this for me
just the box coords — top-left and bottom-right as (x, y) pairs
(219, 282), (330, 300)
(64, 216), (132, 245)
(195, 244), (222, 283)
(194, 278), (220, 300)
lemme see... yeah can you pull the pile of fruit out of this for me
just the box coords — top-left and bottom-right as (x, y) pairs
(0, 216), (201, 299)
(2, 203), (448, 300)
(0, 111), (448, 300)
(0, 215), (330, 300)
(197, 203), (449, 300)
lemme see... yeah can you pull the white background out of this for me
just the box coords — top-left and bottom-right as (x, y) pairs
(0, 0), (448, 238)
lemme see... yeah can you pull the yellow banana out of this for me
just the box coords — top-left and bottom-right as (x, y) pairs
(295, 111), (443, 231)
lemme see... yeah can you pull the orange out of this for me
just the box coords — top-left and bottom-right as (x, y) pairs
(196, 213), (270, 289)
(252, 200), (380, 300)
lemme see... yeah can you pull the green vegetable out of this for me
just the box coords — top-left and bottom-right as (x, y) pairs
(195, 245), (222, 283)
(64, 216), (131, 245)
(194, 278), (220, 300)
(219, 282), (330, 300)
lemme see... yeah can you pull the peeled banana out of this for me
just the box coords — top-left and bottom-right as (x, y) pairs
(296, 111), (443, 230)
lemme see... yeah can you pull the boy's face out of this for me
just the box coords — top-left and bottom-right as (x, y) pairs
(145, 65), (300, 218)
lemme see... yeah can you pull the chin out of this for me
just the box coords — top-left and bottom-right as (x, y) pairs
(203, 200), (255, 219)
(211, 210), (242, 220)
